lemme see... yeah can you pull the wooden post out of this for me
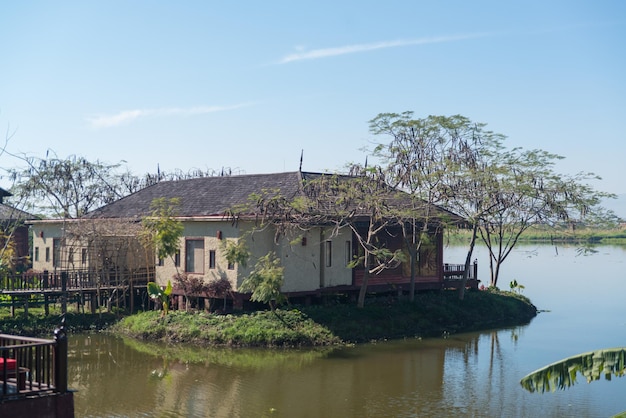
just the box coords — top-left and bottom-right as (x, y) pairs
(90, 292), (97, 314)
(54, 316), (68, 393)
(61, 272), (68, 314)
(129, 277), (134, 314)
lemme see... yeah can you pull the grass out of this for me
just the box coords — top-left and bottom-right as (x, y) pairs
(299, 290), (537, 343)
(447, 226), (626, 246)
(112, 289), (537, 347)
(113, 309), (341, 347)
(0, 290), (537, 347)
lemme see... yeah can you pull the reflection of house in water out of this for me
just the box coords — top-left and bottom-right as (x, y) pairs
(70, 331), (525, 417)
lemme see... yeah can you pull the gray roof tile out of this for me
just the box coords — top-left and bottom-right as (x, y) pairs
(88, 171), (307, 219)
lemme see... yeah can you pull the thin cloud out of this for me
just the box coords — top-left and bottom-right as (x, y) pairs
(87, 103), (254, 128)
(278, 33), (488, 64)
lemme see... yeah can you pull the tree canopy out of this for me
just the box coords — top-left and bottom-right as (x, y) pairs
(140, 197), (184, 263)
(369, 112), (616, 288)
(8, 153), (125, 218)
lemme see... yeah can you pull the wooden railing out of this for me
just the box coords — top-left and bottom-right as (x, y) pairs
(443, 262), (478, 280)
(0, 319), (68, 399)
(1, 268), (153, 292)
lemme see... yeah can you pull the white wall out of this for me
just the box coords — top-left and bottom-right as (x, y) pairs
(31, 219), (355, 294)
(31, 222), (64, 272)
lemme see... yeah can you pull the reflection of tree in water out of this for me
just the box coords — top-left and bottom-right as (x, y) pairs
(520, 347), (626, 393)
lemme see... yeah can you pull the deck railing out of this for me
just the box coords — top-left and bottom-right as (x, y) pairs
(1, 268), (153, 292)
(0, 320), (68, 399)
(443, 262), (478, 280)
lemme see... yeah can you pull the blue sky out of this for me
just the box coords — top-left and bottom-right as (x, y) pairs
(1, 1), (625, 197)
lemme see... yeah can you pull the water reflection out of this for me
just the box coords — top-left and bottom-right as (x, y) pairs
(71, 329), (522, 417)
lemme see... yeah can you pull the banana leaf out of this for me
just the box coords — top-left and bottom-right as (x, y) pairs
(520, 347), (626, 393)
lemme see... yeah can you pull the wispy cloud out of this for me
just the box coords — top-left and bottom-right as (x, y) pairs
(278, 33), (488, 64)
(87, 103), (254, 128)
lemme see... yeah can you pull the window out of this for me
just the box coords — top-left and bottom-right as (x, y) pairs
(174, 250), (181, 267)
(81, 248), (88, 265)
(45, 247), (50, 263)
(53, 239), (60, 267)
(209, 250), (216, 269)
(157, 257), (164, 267)
(345, 240), (352, 265)
(34, 247), (39, 262)
(185, 239), (204, 273)
(325, 240), (332, 267)
(68, 248), (74, 264)
(228, 260), (235, 270)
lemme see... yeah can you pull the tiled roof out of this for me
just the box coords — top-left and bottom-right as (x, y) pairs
(84, 171), (463, 223)
(0, 203), (36, 221)
(87, 171), (309, 219)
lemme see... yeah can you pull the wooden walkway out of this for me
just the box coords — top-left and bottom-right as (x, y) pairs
(0, 269), (152, 315)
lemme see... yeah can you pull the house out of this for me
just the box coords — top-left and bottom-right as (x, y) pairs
(0, 187), (36, 272)
(29, 172), (475, 310)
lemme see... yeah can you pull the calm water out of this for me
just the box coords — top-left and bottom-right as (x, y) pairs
(70, 244), (626, 418)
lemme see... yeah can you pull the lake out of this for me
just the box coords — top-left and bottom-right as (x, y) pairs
(70, 244), (626, 417)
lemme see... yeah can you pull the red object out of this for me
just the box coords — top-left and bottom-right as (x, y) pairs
(0, 357), (17, 370)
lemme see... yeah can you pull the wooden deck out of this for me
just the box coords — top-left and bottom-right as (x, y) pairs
(0, 269), (152, 315)
(352, 263), (480, 292)
(0, 321), (74, 418)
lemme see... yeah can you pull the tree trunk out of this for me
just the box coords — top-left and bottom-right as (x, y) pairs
(357, 252), (370, 308)
(458, 223), (479, 300)
(409, 247), (417, 302)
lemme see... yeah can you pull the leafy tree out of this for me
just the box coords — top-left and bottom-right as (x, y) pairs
(370, 113), (472, 300)
(446, 143), (615, 288)
(239, 252), (285, 312)
(370, 112), (616, 291)
(8, 153), (125, 218)
(221, 237), (250, 269)
(141, 198), (184, 314)
(140, 198), (184, 265)
(6, 148), (235, 218)
(0, 229), (17, 279)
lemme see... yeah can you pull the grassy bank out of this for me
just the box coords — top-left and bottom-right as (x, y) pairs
(0, 290), (537, 347)
(112, 290), (537, 347)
